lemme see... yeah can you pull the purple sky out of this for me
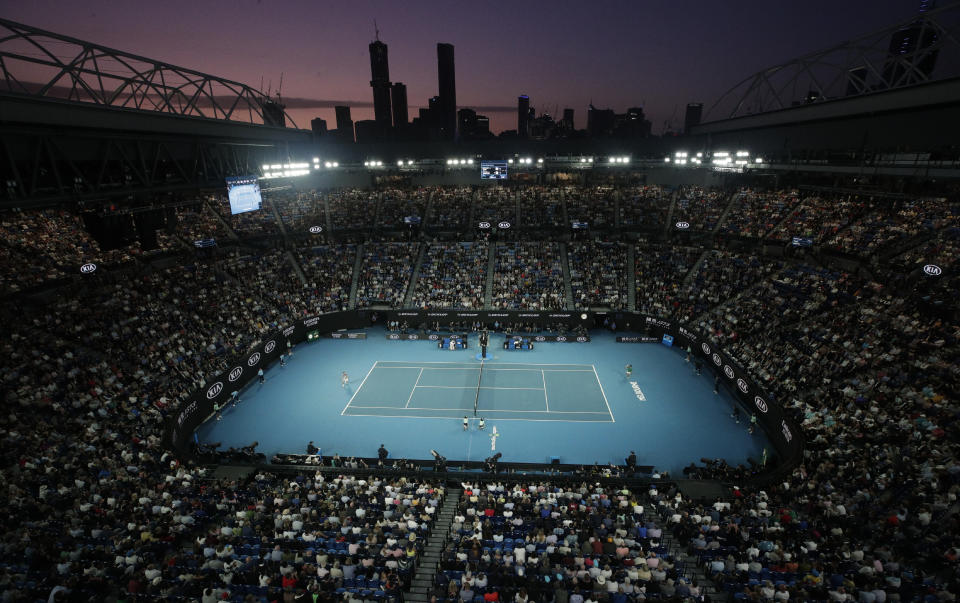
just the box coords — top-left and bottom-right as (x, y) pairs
(5, 0), (919, 134)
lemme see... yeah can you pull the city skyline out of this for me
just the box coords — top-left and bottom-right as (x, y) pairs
(4, 0), (920, 135)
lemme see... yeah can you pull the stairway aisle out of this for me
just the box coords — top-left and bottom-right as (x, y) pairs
(347, 243), (364, 309)
(403, 243), (428, 307)
(626, 243), (636, 311)
(559, 242), (574, 310)
(484, 244), (496, 309)
(406, 487), (462, 603)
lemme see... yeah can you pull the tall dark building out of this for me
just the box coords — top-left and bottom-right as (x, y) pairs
(335, 105), (354, 143)
(311, 117), (327, 139)
(562, 108), (575, 131)
(437, 43), (457, 140)
(684, 103), (703, 133)
(369, 40), (393, 128)
(391, 82), (408, 129)
(518, 95), (530, 139)
(587, 104), (615, 138)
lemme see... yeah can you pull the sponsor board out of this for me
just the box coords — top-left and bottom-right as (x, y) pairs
(80, 263), (97, 274)
(206, 382), (224, 399)
(754, 396), (769, 413)
(497, 221), (512, 229)
(478, 221), (491, 229)
(737, 378), (749, 393)
(325, 332), (367, 339)
(529, 335), (590, 343)
(308, 225), (323, 234)
(228, 366), (243, 382)
(616, 336), (659, 343)
(781, 420), (793, 443)
(712, 353), (722, 366)
(723, 365), (735, 379)
(247, 352), (261, 366)
(923, 264), (942, 276)
(264, 340), (276, 354)
(701, 342), (711, 355)
(675, 221), (690, 229)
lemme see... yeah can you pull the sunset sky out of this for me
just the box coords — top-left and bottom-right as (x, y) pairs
(4, 0), (919, 134)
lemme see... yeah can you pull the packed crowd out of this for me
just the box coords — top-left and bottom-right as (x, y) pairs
(411, 241), (489, 309)
(271, 189), (324, 233)
(719, 191), (801, 239)
(1, 183), (958, 601)
(566, 187), (617, 229)
(428, 187), (472, 232)
(295, 244), (358, 314)
(379, 187), (428, 230)
(327, 189), (378, 231)
(519, 187), (565, 231)
(212, 196), (280, 237)
(355, 243), (419, 308)
(475, 189), (518, 229)
(436, 481), (694, 603)
(491, 242), (566, 310)
(632, 245), (700, 319)
(673, 188), (730, 232)
(568, 241), (628, 309)
(618, 186), (671, 231)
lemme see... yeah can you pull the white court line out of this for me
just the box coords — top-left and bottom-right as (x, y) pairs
(342, 412), (614, 423)
(346, 406), (608, 413)
(593, 364), (615, 423)
(414, 385), (545, 390)
(373, 366), (592, 372)
(404, 368), (424, 408)
(340, 361), (379, 415)
(542, 370), (549, 412)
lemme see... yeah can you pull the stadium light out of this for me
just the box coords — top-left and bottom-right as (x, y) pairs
(397, 160), (404, 166)
(609, 157), (616, 163)
(507, 159), (514, 164)
(665, 157), (671, 163)
(537, 158), (544, 163)
(736, 150), (749, 157)
(262, 164), (270, 171)
(588, 157), (593, 163)
(324, 162), (332, 168)
(407, 160), (414, 166)
(755, 157), (763, 163)
(467, 158), (474, 165)
(332, 162), (338, 167)
(622, 156), (630, 164)
(313, 157), (319, 162)
(376, 161), (382, 167)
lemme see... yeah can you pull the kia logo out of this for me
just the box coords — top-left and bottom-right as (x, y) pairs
(737, 378), (749, 393)
(228, 367), (243, 382)
(407, 334), (417, 340)
(712, 353), (722, 366)
(556, 336), (567, 342)
(675, 221), (690, 229)
(576, 336), (588, 342)
(497, 221), (511, 229)
(701, 343), (711, 355)
(80, 263), (97, 274)
(535, 336), (546, 342)
(723, 365), (734, 379)
(781, 420), (793, 442)
(206, 382), (224, 399)
(247, 352), (261, 366)
(754, 396), (769, 413)
(309, 225), (323, 234)
(478, 221), (491, 229)
(428, 334), (439, 340)
(264, 340), (276, 354)
(388, 334), (399, 339)
(923, 264), (942, 276)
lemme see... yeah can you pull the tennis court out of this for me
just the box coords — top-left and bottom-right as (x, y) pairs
(342, 361), (614, 422)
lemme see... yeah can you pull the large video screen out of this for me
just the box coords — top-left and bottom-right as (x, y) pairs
(225, 176), (262, 214)
(480, 160), (508, 180)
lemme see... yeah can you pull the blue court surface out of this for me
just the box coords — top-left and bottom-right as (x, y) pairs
(343, 361), (613, 422)
(197, 327), (769, 473)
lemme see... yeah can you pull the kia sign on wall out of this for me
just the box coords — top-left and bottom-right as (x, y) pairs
(923, 264), (942, 276)
(309, 225), (323, 234)
(80, 263), (97, 274)
(675, 221), (690, 229)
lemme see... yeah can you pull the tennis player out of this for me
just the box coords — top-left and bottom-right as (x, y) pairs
(341, 371), (349, 388)
(625, 363), (633, 379)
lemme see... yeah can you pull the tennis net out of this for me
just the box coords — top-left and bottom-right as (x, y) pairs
(473, 360), (484, 416)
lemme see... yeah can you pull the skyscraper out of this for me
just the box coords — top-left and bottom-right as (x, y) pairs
(369, 39), (392, 128)
(562, 108), (575, 131)
(518, 95), (530, 139)
(391, 82), (408, 129)
(437, 43), (457, 140)
(335, 105), (354, 143)
(684, 103), (703, 133)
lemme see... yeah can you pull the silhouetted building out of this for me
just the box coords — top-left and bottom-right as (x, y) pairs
(562, 108), (575, 131)
(882, 0), (939, 88)
(437, 43), (457, 140)
(354, 120), (380, 144)
(587, 104), (615, 137)
(335, 105), (354, 143)
(684, 103), (702, 133)
(518, 95), (530, 139)
(529, 112), (555, 140)
(614, 107), (651, 138)
(311, 117), (327, 140)
(391, 82), (408, 130)
(458, 108), (477, 138)
(369, 40), (393, 129)
(261, 99), (286, 127)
